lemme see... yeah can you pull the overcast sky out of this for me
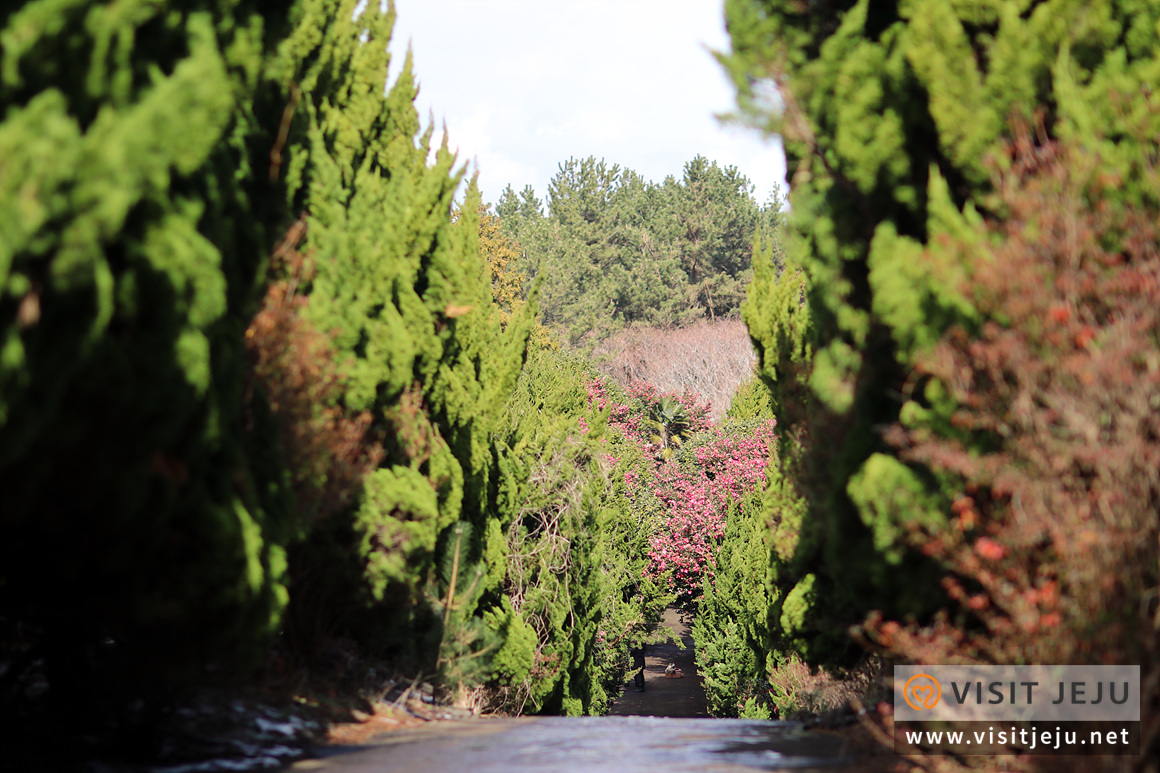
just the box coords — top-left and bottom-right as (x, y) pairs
(385, 0), (787, 209)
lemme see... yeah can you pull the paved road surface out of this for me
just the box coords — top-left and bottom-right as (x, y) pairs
(608, 607), (709, 717)
(294, 610), (867, 772)
(297, 716), (857, 772)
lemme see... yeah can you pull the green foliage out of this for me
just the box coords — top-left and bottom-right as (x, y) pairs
(245, 232), (383, 532)
(0, 0), (683, 732)
(432, 521), (494, 688)
(483, 597), (536, 688)
(0, 0), (552, 720)
(488, 349), (669, 714)
(725, 373), (773, 422)
(739, 695), (772, 720)
(645, 396), (691, 459)
(498, 155), (779, 347)
(845, 454), (943, 567)
(721, 0), (1160, 668)
(777, 574), (818, 655)
(274, 0), (536, 680)
(477, 204), (555, 350)
(854, 128), (1160, 699)
(693, 492), (775, 717)
(0, 0), (298, 700)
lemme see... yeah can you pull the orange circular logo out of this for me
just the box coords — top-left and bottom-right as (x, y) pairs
(903, 673), (942, 711)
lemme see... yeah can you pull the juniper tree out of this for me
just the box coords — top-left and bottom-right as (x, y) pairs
(0, 0), (538, 711)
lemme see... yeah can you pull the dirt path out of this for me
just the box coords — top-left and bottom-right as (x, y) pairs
(607, 608), (709, 718)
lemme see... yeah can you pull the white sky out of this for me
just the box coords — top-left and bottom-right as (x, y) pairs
(385, 0), (787, 209)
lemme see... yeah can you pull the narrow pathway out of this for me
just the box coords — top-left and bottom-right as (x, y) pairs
(608, 607), (708, 717)
(294, 609), (875, 772)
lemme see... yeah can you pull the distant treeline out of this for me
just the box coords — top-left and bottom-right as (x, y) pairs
(495, 156), (782, 347)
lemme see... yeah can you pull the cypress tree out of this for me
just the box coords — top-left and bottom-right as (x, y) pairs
(0, 0), (299, 706)
(0, 0), (539, 718)
(722, 0), (1160, 662)
(275, 0), (535, 670)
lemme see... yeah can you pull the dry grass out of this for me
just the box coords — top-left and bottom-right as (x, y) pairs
(592, 318), (757, 420)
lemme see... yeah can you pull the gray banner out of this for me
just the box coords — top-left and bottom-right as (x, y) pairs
(894, 665), (1140, 722)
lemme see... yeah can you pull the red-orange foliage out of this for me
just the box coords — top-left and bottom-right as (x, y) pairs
(857, 131), (1160, 768)
(245, 220), (382, 528)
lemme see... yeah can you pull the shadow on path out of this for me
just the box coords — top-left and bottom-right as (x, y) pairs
(608, 608), (708, 718)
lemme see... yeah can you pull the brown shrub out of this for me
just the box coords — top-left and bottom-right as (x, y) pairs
(593, 318), (756, 420)
(768, 653), (885, 719)
(245, 219), (383, 528)
(854, 129), (1160, 770)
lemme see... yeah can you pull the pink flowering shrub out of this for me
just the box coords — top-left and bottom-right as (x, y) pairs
(586, 375), (774, 605)
(646, 426), (773, 603)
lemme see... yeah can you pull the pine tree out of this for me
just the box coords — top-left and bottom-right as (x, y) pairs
(496, 184), (544, 225)
(503, 155), (772, 347)
(670, 156), (762, 318)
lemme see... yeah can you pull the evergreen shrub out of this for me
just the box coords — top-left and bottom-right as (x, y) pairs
(1, 0), (300, 712)
(718, 3), (1160, 762)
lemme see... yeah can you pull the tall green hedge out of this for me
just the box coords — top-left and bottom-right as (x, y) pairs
(266, 3), (649, 714)
(721, 0), (1160, 663)
(490, 349), (666, 714)
(1, 0), (863, 735)
(0, 0), (299, 694)
(0, 0), (541, 712)
(260, 0), (541, 677)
